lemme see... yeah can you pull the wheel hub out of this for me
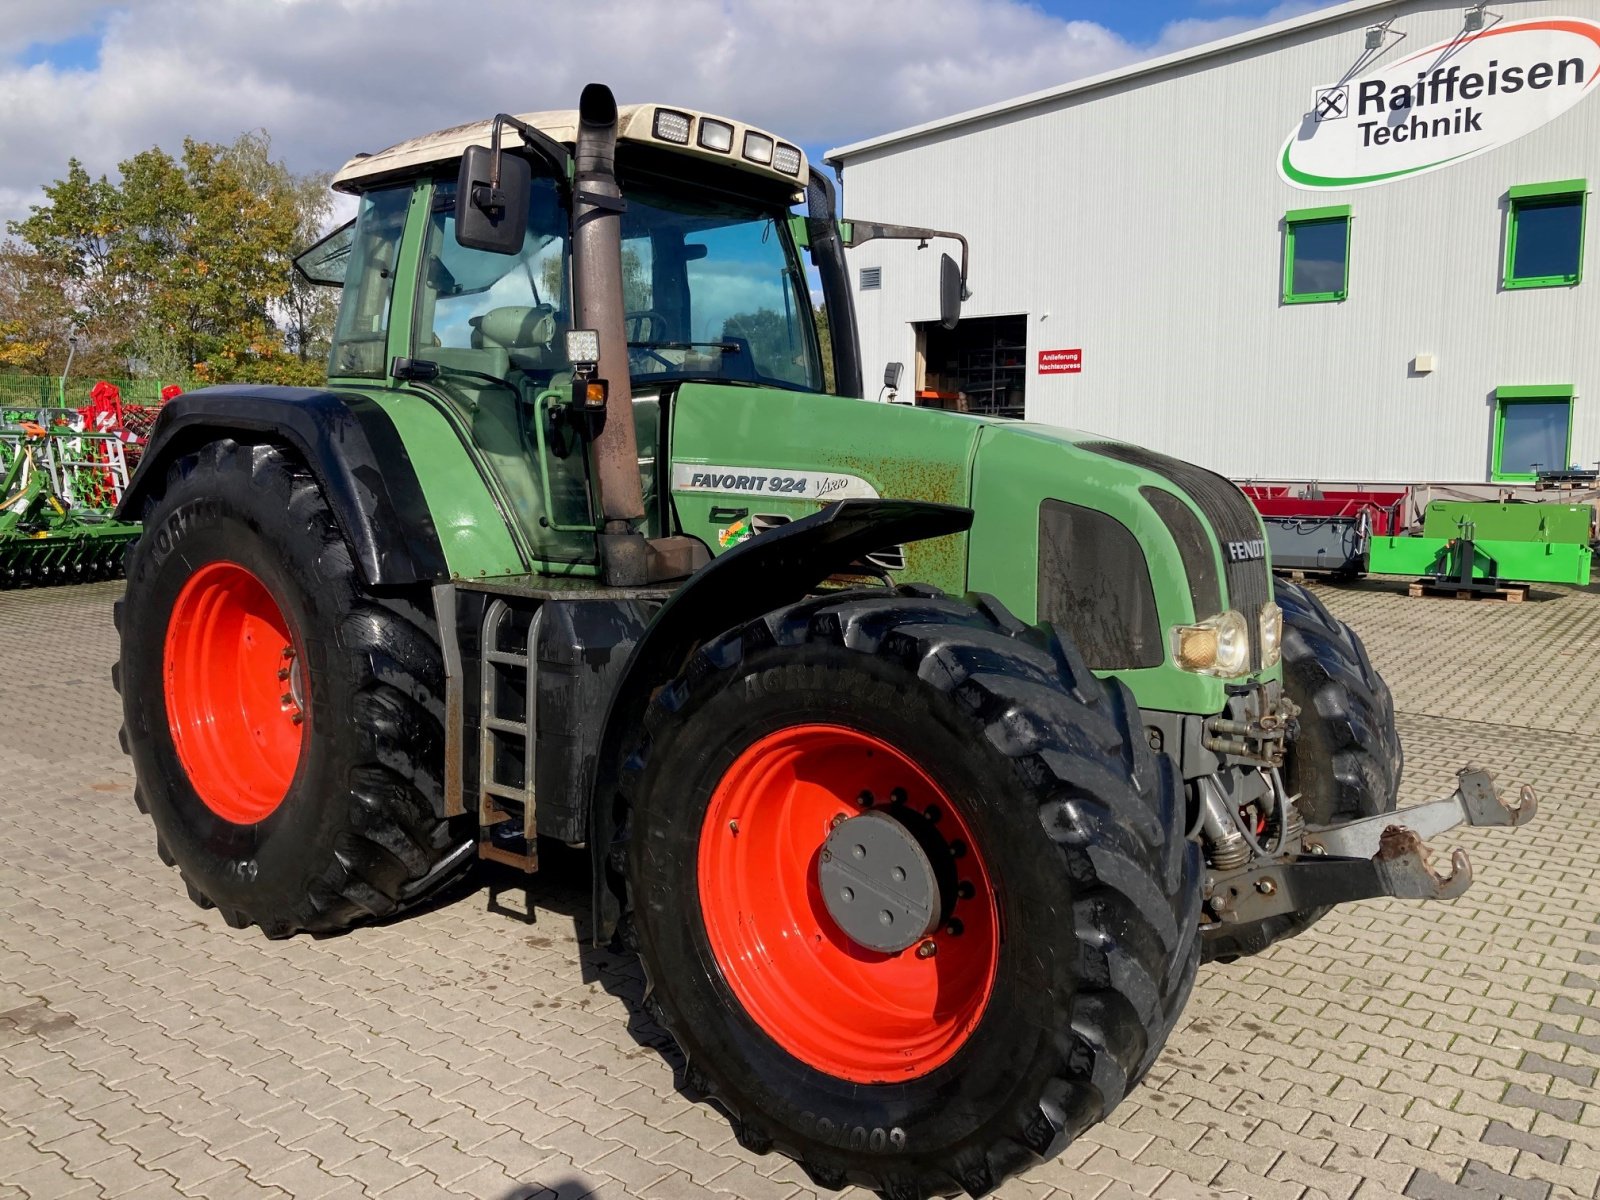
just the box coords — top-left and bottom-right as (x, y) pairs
(163, 560), (307, 824)
(818, 810), (942, 953)
(696, 723), (999, 1082)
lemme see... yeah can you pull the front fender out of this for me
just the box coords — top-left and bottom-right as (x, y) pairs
(119, 385), (447, 587)
(587, 498), (974, 943)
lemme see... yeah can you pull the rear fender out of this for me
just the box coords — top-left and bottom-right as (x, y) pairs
(119, 385), (447, 587)
(588, 498), (975, 942)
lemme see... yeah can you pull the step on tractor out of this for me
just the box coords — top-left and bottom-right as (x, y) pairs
(114, 84), (1537, 1198)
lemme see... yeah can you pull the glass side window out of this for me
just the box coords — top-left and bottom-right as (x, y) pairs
(1283, 208), (1351, 304)
(623, 184), (823, 392)
(328, 187), (409, 378)
(1494, 394), (1572, 481)
(1505, 185), (1587, 289)
(412, 175), (598, 565)
(415, 176), (570, 378)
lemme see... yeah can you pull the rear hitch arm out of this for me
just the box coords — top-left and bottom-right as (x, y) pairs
(1209, 768), (1536, 926)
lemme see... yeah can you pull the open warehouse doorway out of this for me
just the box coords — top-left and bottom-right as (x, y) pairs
(913, 314), (1027, 419)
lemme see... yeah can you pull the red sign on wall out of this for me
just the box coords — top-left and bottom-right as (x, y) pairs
(1038, 348), (1082, 375)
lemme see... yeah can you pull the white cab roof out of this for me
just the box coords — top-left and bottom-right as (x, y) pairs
(333, 104), (808, 194)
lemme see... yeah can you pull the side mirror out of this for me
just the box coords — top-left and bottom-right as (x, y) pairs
(456, 145), (529, 255)
(883, 362), (904, 391)
(939, 253), (963, 330)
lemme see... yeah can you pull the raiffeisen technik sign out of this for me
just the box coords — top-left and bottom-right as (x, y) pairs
(1281, 17), (1600, 190)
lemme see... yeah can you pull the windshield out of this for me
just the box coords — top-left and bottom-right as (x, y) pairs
(620, 184), (823, 393)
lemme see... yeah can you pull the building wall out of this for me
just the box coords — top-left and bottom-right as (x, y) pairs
(836, 0), (1600, 484)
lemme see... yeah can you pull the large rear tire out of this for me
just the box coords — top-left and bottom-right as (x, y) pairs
(115, 440), (475, 937)
(621, 589), (1201, 1198)
(1201, 578), (1402, 962)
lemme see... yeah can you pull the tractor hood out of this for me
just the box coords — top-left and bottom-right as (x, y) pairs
(668, 384), (1274, 714)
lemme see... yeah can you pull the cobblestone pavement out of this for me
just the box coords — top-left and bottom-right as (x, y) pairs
(1, 579), (1597, 1200)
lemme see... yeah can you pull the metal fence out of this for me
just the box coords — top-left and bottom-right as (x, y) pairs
(0, 374), (193, 408)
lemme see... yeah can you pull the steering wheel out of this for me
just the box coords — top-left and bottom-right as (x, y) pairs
(626, 311), (676, 370)
(626, 310), (670, 343)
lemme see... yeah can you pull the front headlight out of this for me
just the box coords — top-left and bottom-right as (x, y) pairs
(1259, 600), (1283, 668)
(1171, 610), (1250, 677)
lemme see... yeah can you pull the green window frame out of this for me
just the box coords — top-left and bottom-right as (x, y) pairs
(1283, 205), (1351, 304)
(1504, 180), (1588, 290)
(1492, 385), (1575, 482)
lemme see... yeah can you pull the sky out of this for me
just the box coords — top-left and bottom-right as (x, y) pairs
(0, 0), (1340, 231)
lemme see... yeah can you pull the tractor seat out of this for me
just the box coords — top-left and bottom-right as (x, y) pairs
(471, 305), (559, 371)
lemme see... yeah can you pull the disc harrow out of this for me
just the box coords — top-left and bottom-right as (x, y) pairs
(1, 411), (142, 589)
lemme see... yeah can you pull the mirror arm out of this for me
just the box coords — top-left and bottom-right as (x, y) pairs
(488, 113), (574, 187)
(842, 221), (970, 298)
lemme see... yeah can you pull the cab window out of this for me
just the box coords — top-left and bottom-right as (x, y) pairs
(328, 186), (409, 378)
(413, 176), (571, 384)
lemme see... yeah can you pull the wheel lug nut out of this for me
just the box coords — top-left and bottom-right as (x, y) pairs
(915, 940), (937, 959)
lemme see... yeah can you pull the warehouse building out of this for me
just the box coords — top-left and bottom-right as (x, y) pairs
(826, 0), (1600, 488)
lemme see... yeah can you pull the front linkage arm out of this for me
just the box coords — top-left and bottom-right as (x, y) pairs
(1209, 769), (1537, 926)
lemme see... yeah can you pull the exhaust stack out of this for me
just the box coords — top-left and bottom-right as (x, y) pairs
(572, 84), (648, 575)
(570, 83), (708, 586)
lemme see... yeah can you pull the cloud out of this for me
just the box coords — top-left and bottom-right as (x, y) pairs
(0, 0), (1331, 229)
(0, 0), (120, 58)
(1151, 1), (1329, 54)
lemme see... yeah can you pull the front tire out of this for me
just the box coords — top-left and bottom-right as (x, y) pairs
(622, 590), (1201, 1198)
(116, 439), (474, 937)
(1201, 579), (1402, 962)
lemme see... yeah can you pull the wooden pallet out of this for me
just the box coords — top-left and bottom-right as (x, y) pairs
(1407, 579), (1528, 602)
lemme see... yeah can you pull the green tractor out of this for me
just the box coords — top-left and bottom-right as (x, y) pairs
(115, 84), (1535, 1198)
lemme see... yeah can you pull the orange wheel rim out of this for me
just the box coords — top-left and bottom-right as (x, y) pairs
(697, 724), (998, 1083)
(163, 561), (307, 824)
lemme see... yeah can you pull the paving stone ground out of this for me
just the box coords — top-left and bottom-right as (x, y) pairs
(1, 577), (1597, 1200)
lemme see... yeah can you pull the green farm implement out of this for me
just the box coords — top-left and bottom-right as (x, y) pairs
(1, 416), (141, 587)
(112, 85), (1537, 1198)
(1370, 499), (1595, 591)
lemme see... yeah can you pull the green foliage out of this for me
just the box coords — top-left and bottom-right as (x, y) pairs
(813, 304), (835, 393)
(4, 132), (337, 386)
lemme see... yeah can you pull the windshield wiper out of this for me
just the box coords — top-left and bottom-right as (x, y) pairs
(627, 341), (740, 352)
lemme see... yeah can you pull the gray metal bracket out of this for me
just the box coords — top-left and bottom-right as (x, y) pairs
(1303, 768), (1536, 860)
(1208, 768), (1536, 926)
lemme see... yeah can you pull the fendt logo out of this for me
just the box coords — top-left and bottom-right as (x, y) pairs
(1281, 18), (1600, 190)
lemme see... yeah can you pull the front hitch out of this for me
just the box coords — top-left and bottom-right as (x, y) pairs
(1207, 768), (1536, 926)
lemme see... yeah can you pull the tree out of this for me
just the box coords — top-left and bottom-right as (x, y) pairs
(280, 172), (339, 367)
(813, 303), (835, 393)
(7, 132), (336, 387)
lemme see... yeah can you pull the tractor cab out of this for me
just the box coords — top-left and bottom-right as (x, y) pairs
(297, 93), (963, 585)
(300, 102), (825, 579)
